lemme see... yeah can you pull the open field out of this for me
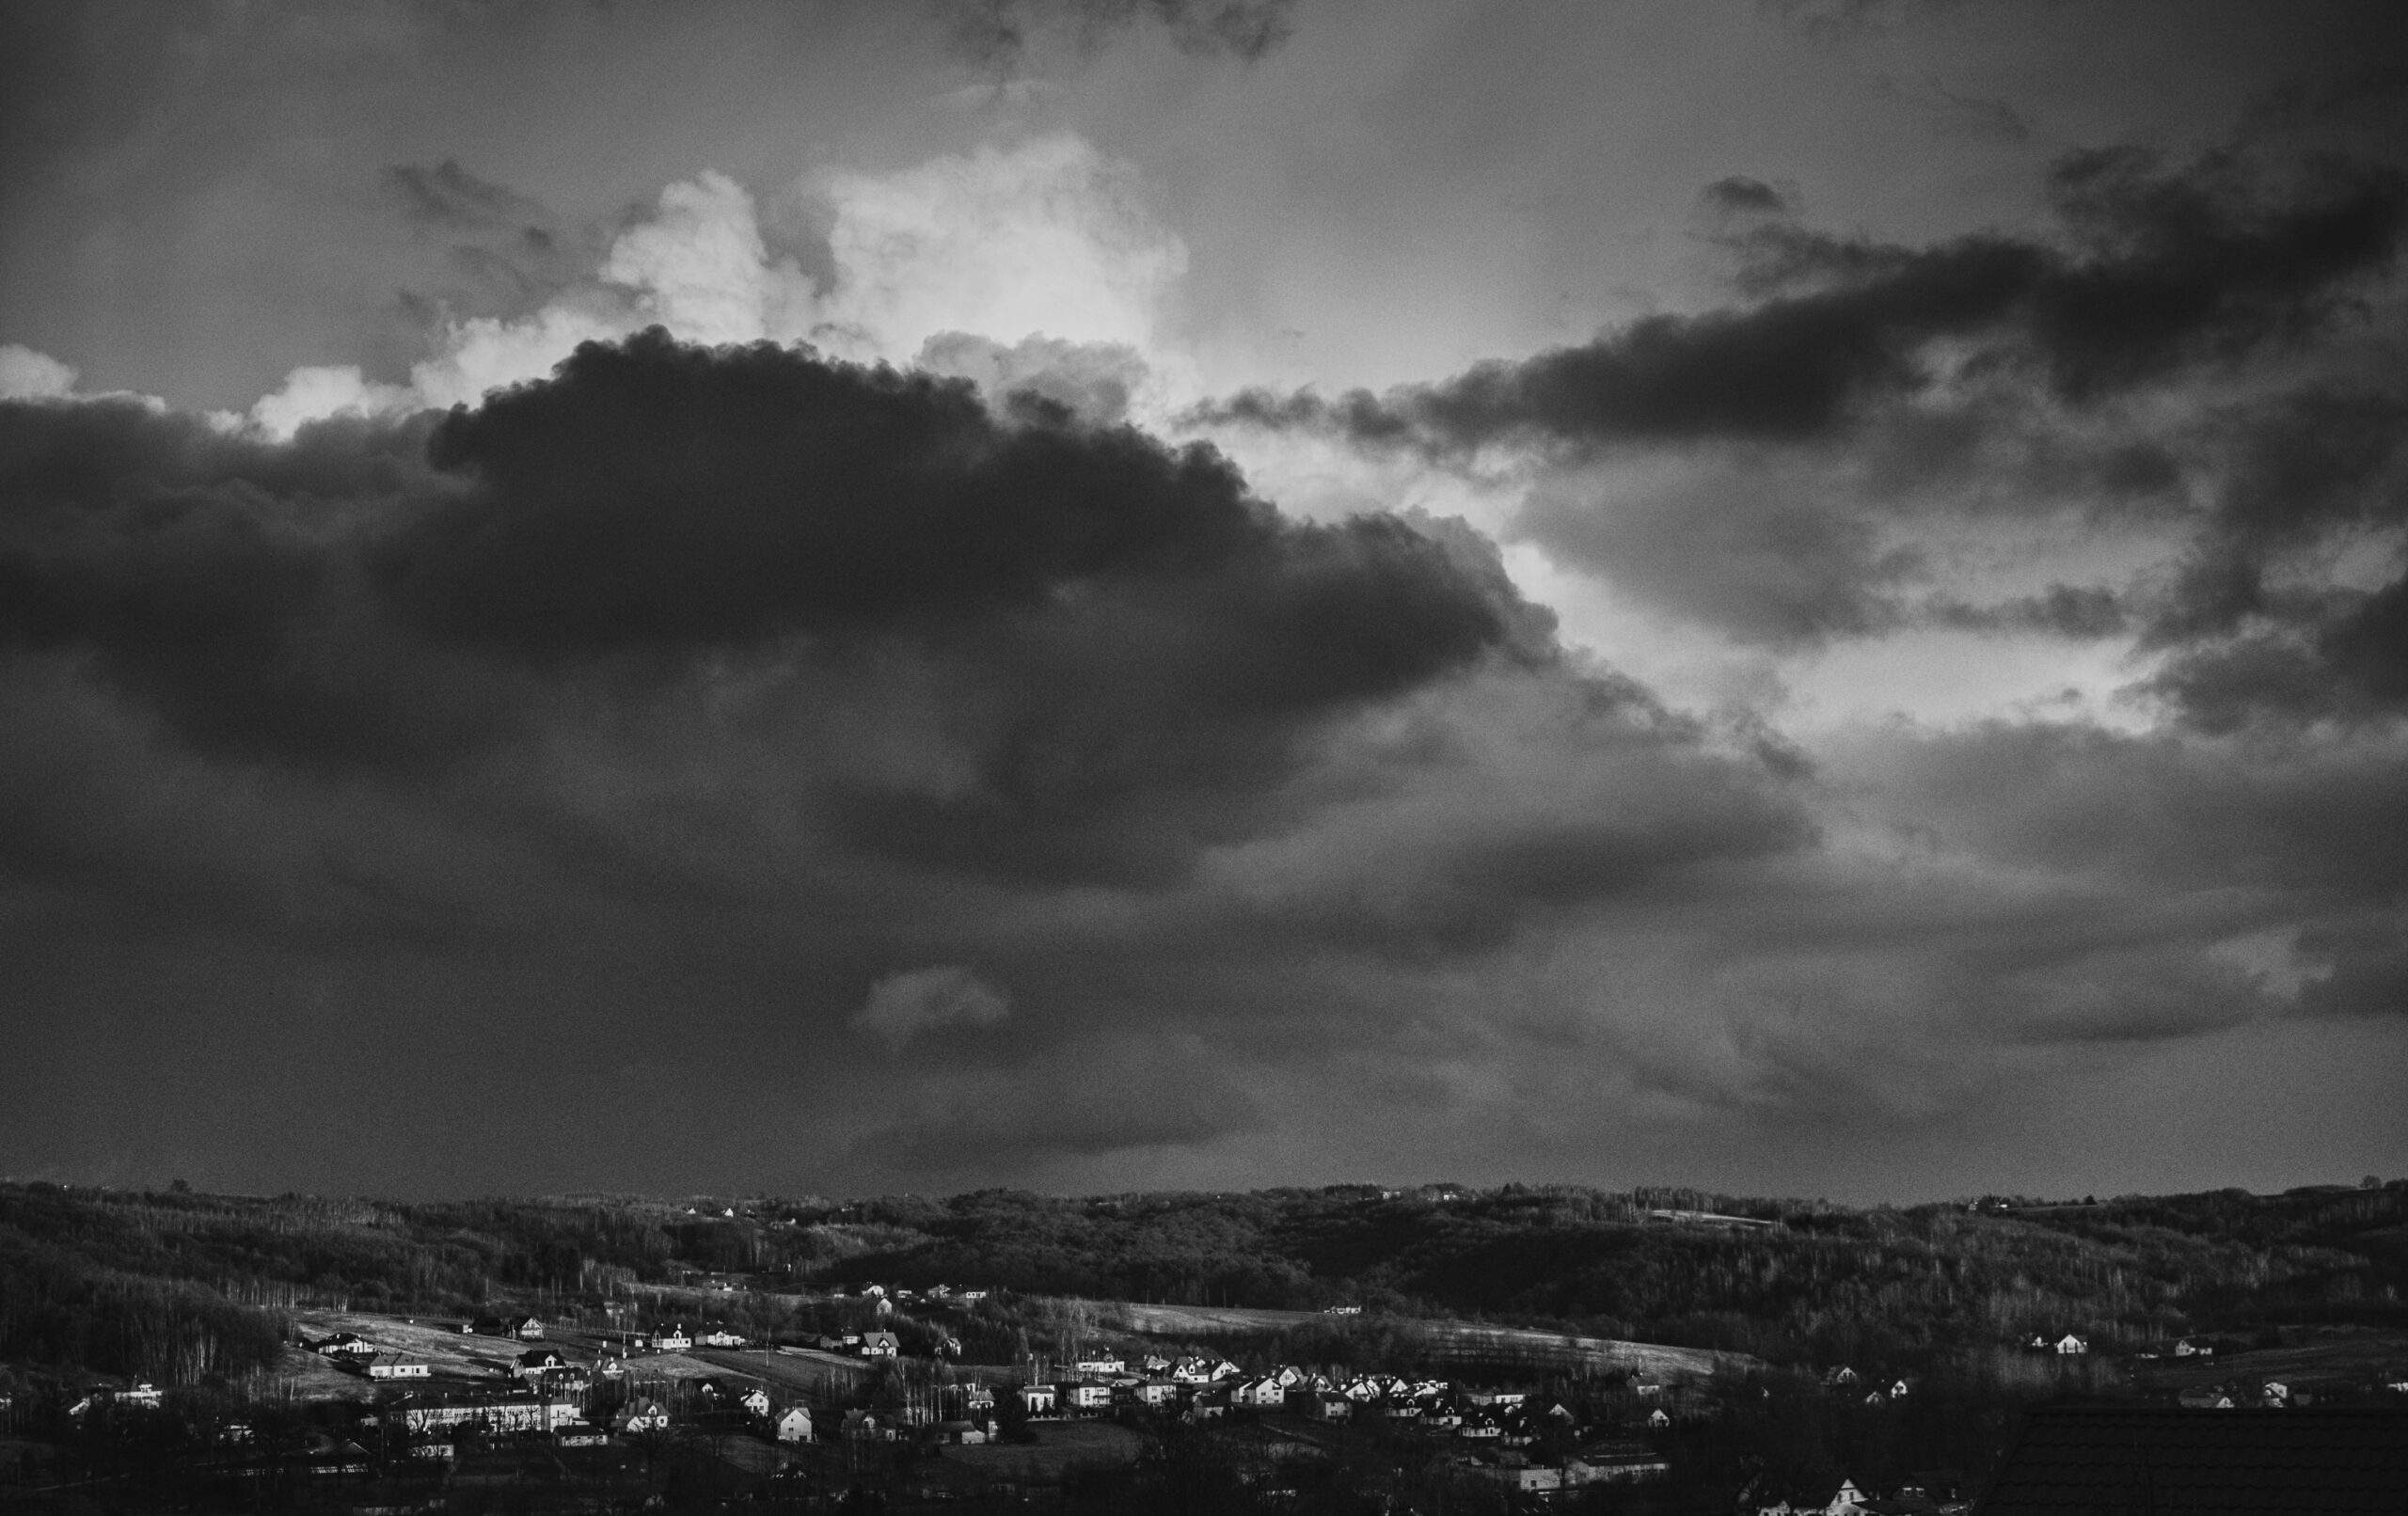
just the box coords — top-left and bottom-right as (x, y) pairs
(2141, 1329), (2408, 1393)
(290, 1311), (772, 1391)
(692, 1346), (868, 1402)
(936, 1421), (1145, 1480)
(1095, 1300), (1751, 1379)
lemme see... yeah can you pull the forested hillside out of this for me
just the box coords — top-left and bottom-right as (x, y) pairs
(3, 1178), (2401, 1388)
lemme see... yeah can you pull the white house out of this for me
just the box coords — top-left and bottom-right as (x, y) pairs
(697, 1328), (748, 1349)
(1060, 1382), (1113, 1413)
(1647, 1408), (1671, 1429)
(1074, 1353), (1126, 1375)
(613, 1398), (671, 1435)
(774, 1406), (814, 1443)
(2055, 1334), (2089, 1355)
(737, 1386), (771, 1417)
(860, 1331), (900, 1358)
(367, 1354), (431, 1380)
(1017, 1383), (1057, 1414)
(653, 1325), (692, 1352)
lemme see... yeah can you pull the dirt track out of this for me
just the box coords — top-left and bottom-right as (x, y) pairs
(1094, 1301), (1752, 1379)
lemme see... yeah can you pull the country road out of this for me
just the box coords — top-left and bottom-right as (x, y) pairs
(1091, 1301), (1754, 1379)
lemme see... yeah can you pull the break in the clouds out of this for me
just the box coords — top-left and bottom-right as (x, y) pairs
(1, 0), (2403, 1201)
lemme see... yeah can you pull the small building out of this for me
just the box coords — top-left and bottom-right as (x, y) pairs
(514, 1349), (566, 1381)
(1132, 1380), (1180, 1408)
(1074, 1353), (1126, 1375)
(1646, 1408), (1671, 1429)
(773, 1405), (814, 1443)
(366, 1353), (431, 1380)
(2055, 1334), (2089, 1355)
(652, 1325), (691, 1352)
(737, 1386), (771, 1417)
(1060, 1382), (1113, 1413)
(508, 1316), (544, 1340)
(1017, 1383), (1057, 1415)
(612, 1398), (671, 1435)
(315, 1334), (376, 1360)
(1302, 1391), (1353, 1422)
(697, 1328), (748, 1348)
(859, 1331), (900, 1358)
(841, 1409), (893, 1442)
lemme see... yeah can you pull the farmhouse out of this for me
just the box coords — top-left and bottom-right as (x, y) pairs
(612, 1398), (672, 1435)
(1017, 1383), (1057, 1414)
(513, 1349), (566, 1381)
(2055, 1334), (2089, 1355)
(773, 1406), (814, 1443)
(859, 1331), (900, 1358)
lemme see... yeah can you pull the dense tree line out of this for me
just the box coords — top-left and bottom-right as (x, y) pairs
(2, 1179), (2400, 1389)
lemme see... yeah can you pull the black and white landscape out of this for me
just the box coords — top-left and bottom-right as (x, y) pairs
(2, 1), (2405, 1509)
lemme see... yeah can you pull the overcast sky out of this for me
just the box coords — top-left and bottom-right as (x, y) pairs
(2, 0), (2403, 1202)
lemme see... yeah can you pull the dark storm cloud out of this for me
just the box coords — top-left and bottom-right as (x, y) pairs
(940, 0), (1295, 67)
(3, 331), (1576, 900)
(1698, 176), (1796, 218)
(1199, 150), (2405, 454)
(0, 395), (515, 770)
(0, 328), (1859, 1183)
(2132, 383), (2408, 727)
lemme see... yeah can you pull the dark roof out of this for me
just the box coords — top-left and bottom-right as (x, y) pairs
(1976, 1404), (2408, 1514)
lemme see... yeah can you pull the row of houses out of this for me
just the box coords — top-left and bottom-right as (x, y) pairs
(389, 1380), (816, 1446)
(1015, 1364), (1672, 1437)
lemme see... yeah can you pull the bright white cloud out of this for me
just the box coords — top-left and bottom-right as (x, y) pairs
(0, 344), (78, 400)
(247, 364), (417, 440)
(810, 134), (1186, 366)
(246, 134), (1187, 431)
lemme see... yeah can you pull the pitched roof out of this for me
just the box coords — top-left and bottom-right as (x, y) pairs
(1975, 1405), (2408, 1514)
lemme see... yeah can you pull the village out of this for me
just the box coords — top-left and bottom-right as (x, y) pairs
(30, 1268), (2255, 1516)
